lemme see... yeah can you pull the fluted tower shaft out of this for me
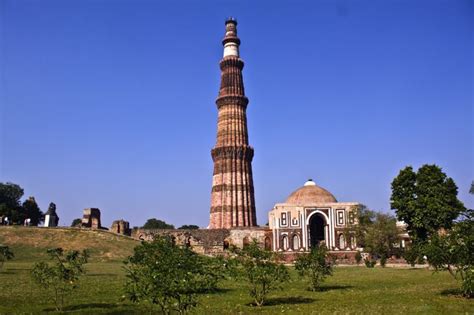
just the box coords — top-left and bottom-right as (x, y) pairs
(209, 19), (257, 229)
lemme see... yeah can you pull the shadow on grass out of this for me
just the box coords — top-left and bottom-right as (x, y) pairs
(5, 267), (31, 271)
(45, 303), (133, 312)
(200, 287), (234, 295)
(318, 284), (353, 292)
(440, 288), (464, 297)
(0, 271), (16, 275)
(86, 273), (120, 277)
(260, 296), (315, 306)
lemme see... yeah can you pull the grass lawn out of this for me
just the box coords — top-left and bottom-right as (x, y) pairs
(0, 227), (472, 314)
(0, 261), (472, 314)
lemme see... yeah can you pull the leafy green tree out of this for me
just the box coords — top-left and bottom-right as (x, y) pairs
(348, 206), (400, 264)
(0, 182), (24, 224)
(141, 218), (175, 229)
(124, 236), (221, 314)
(178, 224), (199, 230)
(363, 212), (400, 261)
(22, 197), (43, 226)
(294, 244), (333, 291)
(347, 205), (375, 249)
(31, 248), (89, 311)
(0, 245), (14, 271)
(71, 218), (82, 227)
(424, 209), (473, 298)
(391, 165), (465, 243)
(233, 240), (289, 306)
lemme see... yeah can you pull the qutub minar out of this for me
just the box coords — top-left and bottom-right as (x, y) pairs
(209, 18), (257, 229)
(128, 19), (386, 263)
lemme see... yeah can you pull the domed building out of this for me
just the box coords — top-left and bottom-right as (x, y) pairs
(268, 179), (360, 258)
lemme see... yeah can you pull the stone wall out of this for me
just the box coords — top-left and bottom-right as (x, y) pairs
(110, 220), (131, 236)
(131, 227), (271, 255)
(82, 208), (101, 229)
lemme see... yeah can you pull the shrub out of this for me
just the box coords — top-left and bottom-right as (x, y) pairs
(0, 245), (14, 270)
(380, 255), (387, 267)
(355, 251), (362, 265)
(403, 245), (419, 267)
(31, 248), (89, 311)
(294, 244), (333, 291)
(70, 218), (82, 227)
(364, 258), (376, 268)
(233, 240), (289, 306)
(123, 236), (224, 314)
(425, 211), (473, 298)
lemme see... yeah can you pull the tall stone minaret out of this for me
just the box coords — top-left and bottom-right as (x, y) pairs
(209, 18), (257, 229)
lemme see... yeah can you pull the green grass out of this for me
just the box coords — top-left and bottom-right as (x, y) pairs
(0, 227), (472, 314)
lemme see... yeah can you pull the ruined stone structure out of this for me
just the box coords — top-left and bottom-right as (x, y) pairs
(132, 227), (271, 255)
(209, 18), (257, 229)
(43, 204), (59, 228)
(110, 219), (131, 236)
(82, 208), (101, 229)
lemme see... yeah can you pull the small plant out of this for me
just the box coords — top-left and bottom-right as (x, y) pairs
(355, 251), (362, 265)
(31, 248), (89, 311)
(295, 244), (333, 291)
(233, 239), (289, 306)
(364, 257), (376, 268)
(425, 211), (473, 298)
(380, 255), (387, 267)
(403, 246), (419, 267)
(0, 245), (14, 271)
(124, 236), (224, 314)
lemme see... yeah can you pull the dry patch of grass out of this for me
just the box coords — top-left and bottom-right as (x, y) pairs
(0, 226), (138, 261)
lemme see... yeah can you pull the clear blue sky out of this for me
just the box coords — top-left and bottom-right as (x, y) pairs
(1, 0), (472, 228)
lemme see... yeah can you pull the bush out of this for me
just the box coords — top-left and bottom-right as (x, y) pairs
(380, 255), (387, 267)
(71, 218), (82, 227)
(425, 211), (473, 298)
(31, 248), (89, 311)
(0, 245), (14, 270)
(295, 244), (333, 291)
(233, 240), (289, 306)
(124, 236), (224, 314)
(355, 251), (362, 265)
(364, 258), (376, 268)
(403, 245), (419, 267)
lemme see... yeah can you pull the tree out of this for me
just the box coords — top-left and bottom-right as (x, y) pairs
(22, 197), (43, 226)
(294, 244), (333, 291)
(123, 236), (220, 314)
(348, 205), (375, 249)
(391, 165), (465, 243)
(348, 206), (400, 264)
(363, 212), (400, 262)
(233, 240), (289, 306)
(142, 218), (175, 230)
(31, 248), (89, 311)
(424, 209), (473, 298)
(0, 182), (24, 224)
(71, 218), (82, 227)
(0, 245), (14, 271)
(178, 225), (199, 230)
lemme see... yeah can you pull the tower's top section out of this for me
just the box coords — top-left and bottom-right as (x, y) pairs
(222, 17), (240, 58)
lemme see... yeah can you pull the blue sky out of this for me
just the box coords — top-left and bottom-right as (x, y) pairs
(1, 0), (472, 228)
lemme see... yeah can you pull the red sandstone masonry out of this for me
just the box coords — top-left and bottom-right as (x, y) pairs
(209, 19), (257, 229)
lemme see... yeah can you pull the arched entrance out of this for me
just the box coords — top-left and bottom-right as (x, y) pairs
(308, 214), (326, 248)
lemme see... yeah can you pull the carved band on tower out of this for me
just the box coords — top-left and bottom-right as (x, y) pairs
(209, 18), (257, 229)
